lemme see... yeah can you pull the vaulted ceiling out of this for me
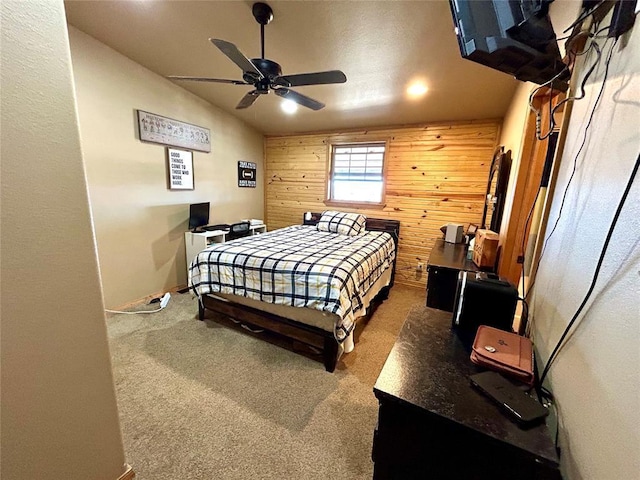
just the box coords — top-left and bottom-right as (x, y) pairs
(64, 0), (519, 135)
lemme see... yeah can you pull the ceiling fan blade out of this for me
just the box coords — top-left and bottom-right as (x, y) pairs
(274, 88), (325, 111)
(167, 76), (249, 85)
(236, 90), (261, 109)
(275, 70), (347, 87)
(210, 39), (263, 78)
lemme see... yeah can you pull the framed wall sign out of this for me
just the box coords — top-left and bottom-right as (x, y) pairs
(238, 161), (257, 188)
(167, 148), (194, 190)
(137, 110), (211, 153)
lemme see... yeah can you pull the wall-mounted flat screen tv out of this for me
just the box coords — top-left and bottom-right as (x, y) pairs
(449, 0), (568, 89)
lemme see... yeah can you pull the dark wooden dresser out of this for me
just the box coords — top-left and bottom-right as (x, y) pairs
(426, 238), (478, 311)
(372, 307), (561, 480)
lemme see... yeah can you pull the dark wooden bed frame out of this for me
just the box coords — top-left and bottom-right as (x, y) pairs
(197, 213), (400, 372)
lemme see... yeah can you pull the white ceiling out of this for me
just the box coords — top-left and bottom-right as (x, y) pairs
(64, 0), (519, 135)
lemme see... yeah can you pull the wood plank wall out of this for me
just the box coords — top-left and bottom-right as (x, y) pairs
(265, 119), (501, 289)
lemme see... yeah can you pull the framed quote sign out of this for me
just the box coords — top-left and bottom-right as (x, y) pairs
(137, 110), (211, 153)
(238, 161), (257, 188)
(167, 148), (194, 190)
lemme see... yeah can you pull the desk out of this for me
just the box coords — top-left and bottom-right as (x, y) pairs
(426, 238), (478, 311)
(184, 224), (267, 277)
(372, 307), (560, 480)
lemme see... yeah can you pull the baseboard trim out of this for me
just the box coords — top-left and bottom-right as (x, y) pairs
(108, 285), (188, 313)
(117, 464), (135, 480)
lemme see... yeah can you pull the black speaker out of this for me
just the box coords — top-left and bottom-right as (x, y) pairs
(452, 271), (518, 346)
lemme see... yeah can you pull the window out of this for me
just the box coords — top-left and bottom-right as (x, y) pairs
(327, 142), (386, 205)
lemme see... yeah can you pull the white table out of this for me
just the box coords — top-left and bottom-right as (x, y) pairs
(184, 224), (267, 277)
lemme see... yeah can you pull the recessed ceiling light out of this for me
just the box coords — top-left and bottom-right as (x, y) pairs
(281, 99), (298, 114)
(407, 82), (428, 98)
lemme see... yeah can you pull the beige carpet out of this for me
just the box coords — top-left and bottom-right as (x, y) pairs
(106, 284), (424, 480)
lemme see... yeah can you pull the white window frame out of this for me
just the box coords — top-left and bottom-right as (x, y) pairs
(325, 141), (388, 207)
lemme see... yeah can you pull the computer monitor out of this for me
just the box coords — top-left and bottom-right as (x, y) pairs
(188, 202), (210, 231)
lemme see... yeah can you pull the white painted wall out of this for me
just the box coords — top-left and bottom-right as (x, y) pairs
(1, 2), (125, 479)
(68, 27), (264, 308)
(532, 7), (640, 480)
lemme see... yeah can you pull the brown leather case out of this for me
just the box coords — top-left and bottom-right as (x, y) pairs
(470, 325), (534, 385)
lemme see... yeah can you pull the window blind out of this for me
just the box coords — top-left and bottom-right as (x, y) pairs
(332, 144), (385, 182)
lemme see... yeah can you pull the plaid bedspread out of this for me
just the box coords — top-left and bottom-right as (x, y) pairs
(189, 225), (396, 342)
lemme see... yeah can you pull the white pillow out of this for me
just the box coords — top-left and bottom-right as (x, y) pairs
(317, 211), (366, 236)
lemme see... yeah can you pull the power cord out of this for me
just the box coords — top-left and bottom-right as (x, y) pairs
(539, 151), (640, 386)
(530, 35), (602, 141)
(526, 36), (618, 300)
(530, 19), (617, 143)
(105, 293), (171, 315)
(105, 307), (164, 315)
(561, 0), (606, 34)
(518, 296), (530, 336)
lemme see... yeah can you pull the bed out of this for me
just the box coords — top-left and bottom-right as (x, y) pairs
(189, 212), (400, 371)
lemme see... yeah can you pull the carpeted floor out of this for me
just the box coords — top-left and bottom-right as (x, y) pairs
(106, 284), (424, 479)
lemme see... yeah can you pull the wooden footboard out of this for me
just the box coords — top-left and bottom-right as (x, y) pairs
(198, 293), (342, 371)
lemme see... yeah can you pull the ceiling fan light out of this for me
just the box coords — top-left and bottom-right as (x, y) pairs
(407, 82), (428, 98)
(281, 99), (298, 114)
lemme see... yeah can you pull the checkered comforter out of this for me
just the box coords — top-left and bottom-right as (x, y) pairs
(189, 225), (396, 342)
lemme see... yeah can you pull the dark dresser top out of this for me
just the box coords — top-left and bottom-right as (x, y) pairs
(428, 238), (478, 271)
(374, 307), (559, 467)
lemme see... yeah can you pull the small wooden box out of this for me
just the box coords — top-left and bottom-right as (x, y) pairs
(473, 229), (500, 269)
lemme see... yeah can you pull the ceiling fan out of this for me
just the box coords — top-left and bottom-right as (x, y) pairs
(167, 2), (347, 111)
